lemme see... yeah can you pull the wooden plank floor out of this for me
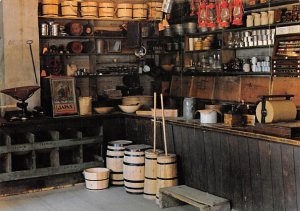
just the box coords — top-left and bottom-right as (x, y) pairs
(0, 184), (197, 211)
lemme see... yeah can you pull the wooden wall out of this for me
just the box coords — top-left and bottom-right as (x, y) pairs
(171, 75), (300, 106)
(122, 116), (300, 211)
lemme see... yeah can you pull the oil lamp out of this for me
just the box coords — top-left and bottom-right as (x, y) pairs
(232, 0), (243, 26)
(206, 1), (217, 30)
(198, 0), (207, 28)
(217, 0), (230, 28)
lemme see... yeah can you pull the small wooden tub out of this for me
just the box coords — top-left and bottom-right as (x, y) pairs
(106, 140), (132, 186)
(61, 0), (78, 17)
(42, 0), (59, 17)
(98, 2), (115, 19)
(81, 2), (98, 18)
(117, 3), (133, 19)
(156, 154), (178, 203)
(83, 168), (110, 190)
(133, 4), (148, 20)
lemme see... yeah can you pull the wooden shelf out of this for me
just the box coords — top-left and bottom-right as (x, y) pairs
(40, 35), (94, 39)
(39, 16), (158, 22)
(185, 49), (220, 53)
(182, 70), (271, 76)
(244, 0), (300, 11)
(222, 45), (274, 50)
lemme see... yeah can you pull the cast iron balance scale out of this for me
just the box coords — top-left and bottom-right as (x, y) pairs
(0, 40), (40, 121)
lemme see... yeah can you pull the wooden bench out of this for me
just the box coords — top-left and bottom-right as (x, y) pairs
(159, 185), (230, 211)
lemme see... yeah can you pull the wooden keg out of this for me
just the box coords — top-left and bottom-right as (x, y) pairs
(65, 22), (83, 36)
(81, 2), (98, 18)
(98, 2), (115, 19)
(133, 4), (148, 20)
(83, 168), (110, 190)
(42, 0), (59, 17)
(61, 0), (78, 17)
(143, 149), (163, 200)
(67, 41), (83, 54)
(106, 140), (132, 186)
(148, 1), (163, 20)
(123, 144), (152, 194)
(156, 154), (178, 203)
(117, 3), (133, 19)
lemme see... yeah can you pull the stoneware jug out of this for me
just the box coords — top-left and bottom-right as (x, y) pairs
(196, 109), (217, 123)
(183, 97), (195, 120)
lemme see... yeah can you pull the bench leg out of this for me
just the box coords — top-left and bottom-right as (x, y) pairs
(159, 192), (185, 209)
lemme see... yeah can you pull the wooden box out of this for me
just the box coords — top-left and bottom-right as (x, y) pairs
(224, 113), (243, 127)
(169, 76), (193, 97)
(189, 76), (215, 99)
(214, 76), (241, 102)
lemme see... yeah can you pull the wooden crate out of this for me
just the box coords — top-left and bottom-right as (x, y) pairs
(189, 76), (215, 99)
(240, 76), (271, 103)
(96, 76), (123, 96)
(214, 76), (241, 102)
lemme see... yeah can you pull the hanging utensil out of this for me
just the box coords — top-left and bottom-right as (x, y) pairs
(26, 40), (38, 84)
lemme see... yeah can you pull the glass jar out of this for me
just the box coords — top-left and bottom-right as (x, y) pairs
(183, 98), (195, 120)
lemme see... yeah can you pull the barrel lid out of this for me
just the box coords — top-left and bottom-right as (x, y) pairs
(108, 140), (133, 147)
(125, 144), (152, 152)
(145, 149), (164, 154)
(158, 153), (177, 159)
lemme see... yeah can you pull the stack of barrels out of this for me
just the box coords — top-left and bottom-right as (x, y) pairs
(41, 0), (163, 20)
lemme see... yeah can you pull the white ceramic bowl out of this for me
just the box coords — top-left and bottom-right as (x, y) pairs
(118, 104), (141, 113)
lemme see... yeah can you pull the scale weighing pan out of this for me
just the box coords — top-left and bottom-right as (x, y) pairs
(0, 86), (40, 101)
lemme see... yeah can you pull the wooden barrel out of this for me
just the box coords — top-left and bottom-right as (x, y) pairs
(61, 0), (78, 17)
(133, 4), (148, 20)
(148, 1), (163, 20)
(123, 144), (152, 194)
(83, 168), (110, 190)
(117, 3), (133, 19)
(67, 41), (83, 54)
(143, 149), (163, 200)
(106, 140), (132, 186)
(156, 154), (178, 203)
(81, 2), (98, 18)
(98, 2), (115, 19)
(42, 0), (59, 17)
(65, 22), (83, 36)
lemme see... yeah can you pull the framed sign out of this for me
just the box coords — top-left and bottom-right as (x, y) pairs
(42, 76), (78, 117)
(50, 77), (78, 117)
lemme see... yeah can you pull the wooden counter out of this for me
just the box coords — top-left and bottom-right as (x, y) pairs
(120, 114), (300, 211)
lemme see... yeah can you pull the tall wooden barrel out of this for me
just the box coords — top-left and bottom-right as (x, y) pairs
(117, 3), (133, 19)
(98, 2), (115, 19)
(133, 4), (148, 20)
(61, 0), (78, 17)
(106, 140), (132, 186)
(81, 2), (98, 18)
(148, 1), (163, 20)
(123, 144), (152, 194)
(42, 0), (59, 17)
(65, 22), (83, 36)
(156, 154), (178, 203)
(143, 149), (163, 200)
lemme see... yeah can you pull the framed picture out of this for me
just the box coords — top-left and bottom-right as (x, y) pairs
(49, 77), (78, 117)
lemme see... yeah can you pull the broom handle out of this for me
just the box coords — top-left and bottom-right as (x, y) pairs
(153, 92), (157, 152)
(160, 93), (168, 156)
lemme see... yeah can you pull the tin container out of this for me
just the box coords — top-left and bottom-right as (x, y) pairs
(51, 23), (59, 36)
(41, 23), (49, 36)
